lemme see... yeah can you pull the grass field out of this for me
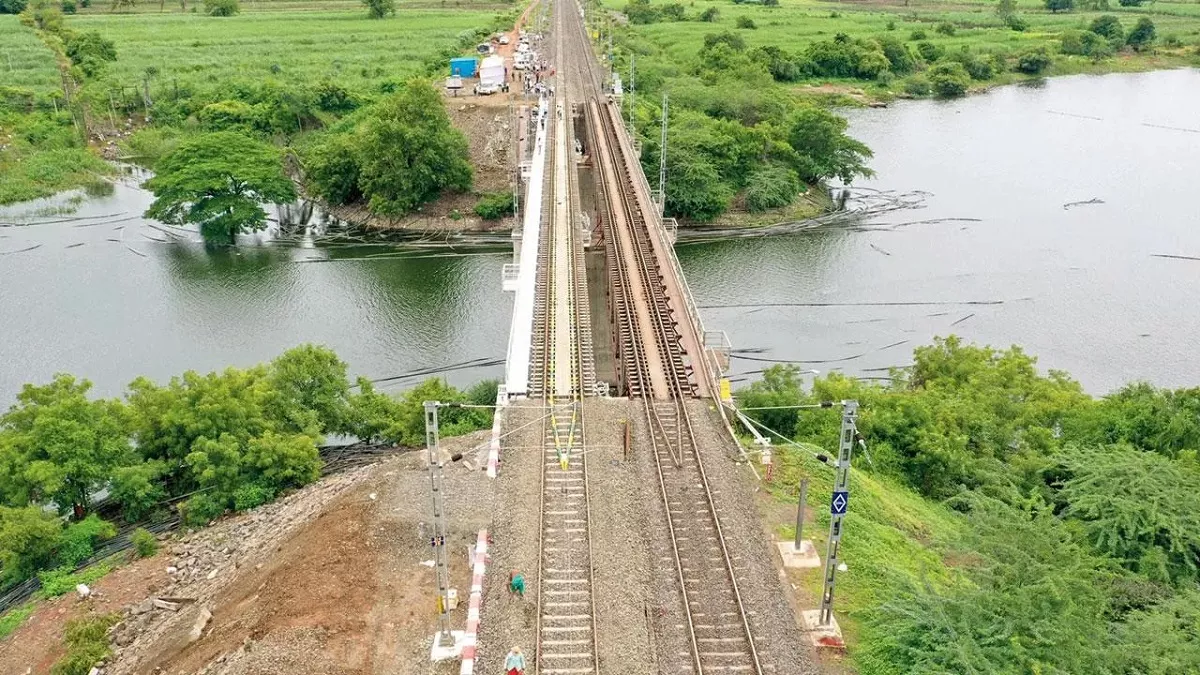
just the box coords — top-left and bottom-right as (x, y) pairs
(0, 15), (63, 95)
(602, 0), (1200, 100)
(71, 7), (503, 97)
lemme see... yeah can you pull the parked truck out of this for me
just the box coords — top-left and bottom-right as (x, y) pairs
(475, 55), (507, 95)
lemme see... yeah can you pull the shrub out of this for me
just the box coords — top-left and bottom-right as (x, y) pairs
(662, 2), (686, 20)
(1016, 48), (1052, 73)
(1006, 14), (1028, 31)
(1126, 17), (1155, 50)
(916, 40), (943, 63)
(37, 562), (113, 598)
(929, 61), (971, 97)
(935, 21), (956, 35)
(886, 20), (895, 30)
(910, 29), (927, 40)
(51, 614), (119, 675)
(1045, 0), (1073, 12)
(736, 16), (756, 29)
(362, 0), (394, 18)
(61, 0), (75, 13)
(203, 0), (237, 15)
(1061, 29), (1112, 57)
(181, 493), (225, 526)
(1090, 14), (1123, 40)
(877, 35), (916, 74)
(57, 515), (116, 567)
(950, 49), (995, 79)
(131, 528), (158, 558)
(745, 165), (801, 212)
(699, 6), (718, 21)
(231, 483), (275, 511)
(904, 74), (933, 96)
(64, 31), (118, 78)
(0, 0), (28, 12)
(1117, 0), (1143, 5)
(474, 191), (515, 219)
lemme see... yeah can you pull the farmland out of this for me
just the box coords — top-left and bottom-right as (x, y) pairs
(0, 0), (514, 204)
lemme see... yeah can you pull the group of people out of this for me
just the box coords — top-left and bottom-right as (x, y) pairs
(504, 571), (528, 674)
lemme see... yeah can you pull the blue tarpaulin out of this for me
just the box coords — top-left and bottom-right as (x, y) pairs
(450, 57), (478, 78)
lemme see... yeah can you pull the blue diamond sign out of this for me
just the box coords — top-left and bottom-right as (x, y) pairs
(830, 491), (849, 515)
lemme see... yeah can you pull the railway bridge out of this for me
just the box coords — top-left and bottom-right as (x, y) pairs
(478, 0), (818, 672)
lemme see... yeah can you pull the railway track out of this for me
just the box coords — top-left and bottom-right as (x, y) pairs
(560, 4), (761, 671)
(531, 12), (600, 671)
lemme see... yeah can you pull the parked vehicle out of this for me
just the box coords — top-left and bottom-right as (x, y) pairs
(449, 56), (478, 78)
(475, 55), (507, 95)
(499, 34), (510, 45)
(514, 51), (532, 70)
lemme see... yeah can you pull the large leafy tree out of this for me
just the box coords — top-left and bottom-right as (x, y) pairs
(0, 375), (132, 515)
(143, 131), (296, 246)
(355, 81), (472, 216)
(782, 106), (874, 184)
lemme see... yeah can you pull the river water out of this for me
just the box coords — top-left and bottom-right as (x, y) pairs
(682, 68), (1200, 394)
(1, 69), (1197, 401)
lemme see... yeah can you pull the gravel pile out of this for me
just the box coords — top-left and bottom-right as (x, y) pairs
(108, 464), (379, 674)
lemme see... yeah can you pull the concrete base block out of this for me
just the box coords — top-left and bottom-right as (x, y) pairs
(801, 610), (845, 649)
(776, 540), (821, 569)
(429, 630), (467, 661)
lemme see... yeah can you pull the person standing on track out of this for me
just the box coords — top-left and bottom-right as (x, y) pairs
(505, 646), (527, 675)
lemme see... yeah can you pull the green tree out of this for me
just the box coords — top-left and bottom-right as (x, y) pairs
(362, 0), (393, 17)
(343, 378), (405, 442)
(744, 164), (801, 212)
(0, 375), (131, 516)
(996, 0), (1017, 21)
(64, 32), (117, 78)
(1061, 445), (1200, 583)
(0, 0), (28, 13)
(355, 81), (472, 216)
(0, 506), (62, 586)
(1045, 0), (1073, 12)
(782, 106), (873, 184)
(1126, 17), (1156, 50)
(143, 132), (296, 246)
(125, 366), (277, 479)
(304, 133), (362, 205)
(662, 146), (732, 222)
(1090, 14), (1124, 40)
(266, 344), (352, 436)
(108, 460), (167, 521)
(203, 0), (237, 15)
(876, 35), (916, 74)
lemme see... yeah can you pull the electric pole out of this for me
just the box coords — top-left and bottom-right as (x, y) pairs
(657, 92), (668, 216)
(425, 401), (453, 646)
(819, 400), (859, 626)
(627, 52), (635, 130)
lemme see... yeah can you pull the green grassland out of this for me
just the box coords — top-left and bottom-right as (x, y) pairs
(1, 15), (64, 94)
